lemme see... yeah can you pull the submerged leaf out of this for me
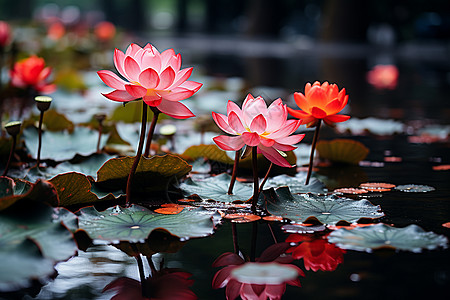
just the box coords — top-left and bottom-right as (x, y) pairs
(78, 204), (219, 243)
(262, 187), (384, 225)
(180, 173), (253, 202)
(327, 223), (448, 253)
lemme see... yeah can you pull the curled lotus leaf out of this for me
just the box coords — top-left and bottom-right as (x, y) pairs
(180, 173), (253, 202)
(262, 187), (384, 225)
(96, 154), (191, 192)
(77, 204), (220, 243)
(23, 126), (109, 161)
(49, 172), (99, 207)
(327, 223), (449, 253)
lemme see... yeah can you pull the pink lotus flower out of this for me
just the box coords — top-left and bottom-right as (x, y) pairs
(0, 20), (11, 48)
(10, 55), (56, 93)
(97, 43), (202, 119)
(212, 94), (304, 168)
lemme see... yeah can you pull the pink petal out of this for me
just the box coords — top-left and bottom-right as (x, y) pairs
(228, 111), (246, 134)
(123, 56), (141, 82)
(38, 67), (52, 81)
(265, 284), (287, 299)
(157, 99), (195, 119)
(258, 144), (293, 168)
(142, 94), (162, 107)
(242, 95), (268, 126)
(249, 114), (267, 134)
(178, 80), (202, 92)
(213, 135), (245, 151)
(212, 252), (244, 267)
(138, 68), (159, 89)
(272, 142), (296, 151)
(97, 70), (128, 90)
(268, 119), (302, 139)
(125, 84), (147, 98)
(170, 67), (193, 89)
(225, 280), (242, 300)
(241, 132), (260, 146)
(159, 88), (194, 101)
(102, 90), (136, 102)
(227, 100), (244, 120)
(36, 83), (57, 94)
(212, 267), (233, 289)
(260, 138), (275, 147)
(156, 67), (175, 90)
(141, 49), (161, 72)
(275, 134), (305, 146)
(113, 48), (126, 78)
(125, 43), (141, 57)
(212, 111), (235, 134)
(160, 48), (176, 66)
(266, 98), (287, 132)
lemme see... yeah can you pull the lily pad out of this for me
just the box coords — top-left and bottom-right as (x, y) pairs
(394, 184), (435, 193)
(264, 173), (326, 193)
(0, 178), (58, 211)
(46, 153), (114, 180)
(23, 126), (109, 161)
(0, 239), (55, 292)
(49, 172), (99, 207)
(96, 154), (192, 192)
(78, 204), (219, 243)
(180, 173), (253, 202)
(0, 200), (78, 261)
(327, 224), (448, 253)
(262, 187), (384, 225)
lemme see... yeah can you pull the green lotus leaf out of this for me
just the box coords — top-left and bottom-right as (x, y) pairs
(78, 204), (219, 243)
(46, 153), (114, 180)
(49, 172), (99, 207)
(0, 239), (55, 292)
(180, 173), (253, 202)
(0, 178), (58, 211)
(23, 109), (74, 132)
(262, 187), (384, 225)
(264, 173), (326, 193)
(327, 223), (449, 253)
(0, 200), (78, 261)
(23, 126), (109, 161)
(182, 144), (234, 164)
(96, 154), (191, 192)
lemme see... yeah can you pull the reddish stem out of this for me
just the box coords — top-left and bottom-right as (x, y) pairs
(126, 102), (148, 205)
(258, 162), (273, 193)
(144, 107), (160, 157)
(251, 146), (259, 213)
(305, 119), (321, 185)
(227, 150), (240, 195)
(36, 111), (44, 167)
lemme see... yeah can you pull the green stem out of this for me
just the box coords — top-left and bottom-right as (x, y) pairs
(305, 119), (321, 185)
(251, 146), (259, 213)
(143, 107), (160, 157)
(2, 135), (16, 176)
(36, 111), (44, 167)
(126, 102), (148, 205)
(227, 150), (240, 195)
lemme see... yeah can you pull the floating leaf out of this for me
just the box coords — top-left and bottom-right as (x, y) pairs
(360, 182), (396, 189)
(262, 187), (384, 225)
(46, 153), (114, 180)
(0, 239), (55, 292)
(0, 200), (78, 261)
(264, 173), (326, 193)
(182, 144), (234, 164)
(327, 224), (448, 253)
(334, 188), (368, 195)
(49, 172), (99, 207)
(394, 184), (435, 193)
(0, 178), (57, 211)
(23, 109), (74, 132)
(78, 204), (219, 243)
(316, 139), (369, 165)
(224, 213), (261, 223)
(180, 173), (253, 202)
(281, 224), (326, 233)
(96, 154), (192, 192)
(23, 126), (109, 161)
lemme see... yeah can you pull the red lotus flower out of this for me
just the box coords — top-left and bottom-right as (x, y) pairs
(0, 20), (11, 48)
(104, 269), (197, 300)
(286, 234), (345, 272)
(10, 55), (56, 93)
(212, 94), (304, 167)
(287, 81), (350, 127)
(94, 21), (116, 42)
(97, 43), (202, 119)
(367, 64), (399, 90)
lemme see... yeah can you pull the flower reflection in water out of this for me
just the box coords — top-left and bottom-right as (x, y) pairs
(212, 243), (304, 300)
(286, 234), (346, 272)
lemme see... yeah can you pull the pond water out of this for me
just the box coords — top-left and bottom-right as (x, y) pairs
(1, 39), (450, 300)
